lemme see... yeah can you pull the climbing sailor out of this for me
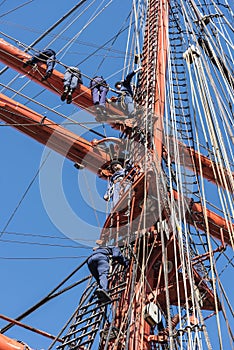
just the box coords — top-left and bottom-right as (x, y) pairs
(112, 67), (142, 117)
(87, 240), (129, 302)
(23, 48), (56, 81)
(103, 159), (136, 206)
(61, 66), (83, 104)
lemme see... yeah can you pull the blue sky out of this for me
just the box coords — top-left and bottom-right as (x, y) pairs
(0, 1), (233, 349)
(0, 1), (134, 348)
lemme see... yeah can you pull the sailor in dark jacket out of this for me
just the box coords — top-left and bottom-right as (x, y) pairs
(87, 240), (129, 299)
(114, 67), (142, 116)
(23, 49), (56, 81)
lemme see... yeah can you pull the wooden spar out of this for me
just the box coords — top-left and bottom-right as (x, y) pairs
(187, 201), (233, 247)
(0, 334), (30, 350)
(165, 141), (234, 192)
(0, 92), (232, 189)
(0, 314), (63, 343)
(0, 93), (110, 174)
(187, 147), (234, 192)
(0, 38), (123, 116)
(0, 38), (233, 189)
(0, 94), (232, 245)
(173, 190), (233, 247)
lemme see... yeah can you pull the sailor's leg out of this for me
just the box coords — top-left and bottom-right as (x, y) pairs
(99, 86), (108, 107)
(87, 256), (100, 285)
(112, 182), (121, 207)
(124, 94), (134, 114)
(45, 58), (54, 75)
(61, 72), (71, 100)
(91, 87), (100, 105)
(97, 259), (109, 291)
(70, 76), (78, 90)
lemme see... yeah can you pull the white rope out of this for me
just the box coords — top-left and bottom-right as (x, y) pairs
(166, 41), (202, 349)
(178, 0), (234, 244)
(57, 0), (114, 61)
(192, 55), (234, 247)
(210, 0), (234, 32)
(122, 6), (134, 79)
(167, 3), (234, 348)
(133, 0), (142, 63)
(45, 0), (97, 55)
(185, 52), (225, 350)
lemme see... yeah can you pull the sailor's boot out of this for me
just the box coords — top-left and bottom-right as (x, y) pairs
(41, 70), (52, 81)
(61, 86), (69, 101)
(66, 89), (74, 104)
(23, 60), (33, 68)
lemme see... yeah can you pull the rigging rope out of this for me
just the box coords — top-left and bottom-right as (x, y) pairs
(46, 0), (96, 57)
(0, 0), (89, 75)
(1, 258), (90, 333)
(94, 9), (132, 76)
(56, 0), (114, 60)
(0, 151), (50, 239)
(0, 83), (107, 139)
(0, 1), (34, 19)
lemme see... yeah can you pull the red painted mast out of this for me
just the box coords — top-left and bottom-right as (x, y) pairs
(109, 1), (171, 348)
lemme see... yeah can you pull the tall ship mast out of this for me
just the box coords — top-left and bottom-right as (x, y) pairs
(0, 1), (233, 349)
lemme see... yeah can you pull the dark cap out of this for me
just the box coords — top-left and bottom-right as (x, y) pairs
(110, 160), (122, 170)
(115, 81), (122, 89)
